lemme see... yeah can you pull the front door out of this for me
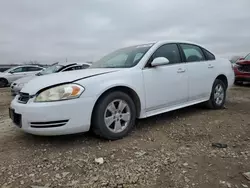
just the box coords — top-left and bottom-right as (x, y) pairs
(7, 67), (27, 83)
(143, 43), (189, 116)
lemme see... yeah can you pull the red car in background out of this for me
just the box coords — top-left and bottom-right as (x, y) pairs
(233, 53), (250, 85)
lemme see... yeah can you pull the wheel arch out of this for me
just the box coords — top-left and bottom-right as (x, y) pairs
(215, 74), (228, 88)
(91, 85), (142, 121)
(0, 77), (9, 86)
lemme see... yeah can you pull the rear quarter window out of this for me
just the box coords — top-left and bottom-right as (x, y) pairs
(202, 48), (216, 60)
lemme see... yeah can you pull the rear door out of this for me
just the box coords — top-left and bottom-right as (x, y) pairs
(179, 43), (214, 102)
(202, 48), (217, 81)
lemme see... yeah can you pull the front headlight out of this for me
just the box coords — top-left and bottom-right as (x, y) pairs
(34, 84), (85, 102)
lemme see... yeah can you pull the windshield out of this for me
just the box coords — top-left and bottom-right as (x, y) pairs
(91, 44), (153, 68)
(36, 64), (63, 76)
(245, 53), (250, 61)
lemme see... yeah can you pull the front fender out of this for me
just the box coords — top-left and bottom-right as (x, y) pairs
(77, 69), (146, 118)
(95, 81), (146, 118)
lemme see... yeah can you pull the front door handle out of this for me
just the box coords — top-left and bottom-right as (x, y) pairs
(177, 68), (186, 73)
(208, 64), (214, 68)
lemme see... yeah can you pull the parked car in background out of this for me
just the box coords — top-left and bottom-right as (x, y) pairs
(10, 62), (91, 96)
(0, 65), (44, 87)
(10, 41), (234, 140)
(230, 56), (243, 65)
(233, 53), (250, 85)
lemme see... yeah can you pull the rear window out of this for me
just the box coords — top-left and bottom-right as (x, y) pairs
(180, 44), (205, 62)
(26, 67), (43, 71)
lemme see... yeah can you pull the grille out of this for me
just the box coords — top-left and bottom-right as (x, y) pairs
(18, 92), (30, 104)
(238, 65), (250, 73)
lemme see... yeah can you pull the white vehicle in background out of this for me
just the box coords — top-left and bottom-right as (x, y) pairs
(0, 65), (44, 87)
(10, 41), (234, 140)
(10, 62), (91, 96)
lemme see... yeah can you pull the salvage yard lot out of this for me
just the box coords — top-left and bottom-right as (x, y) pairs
(0, 87), (250, 188)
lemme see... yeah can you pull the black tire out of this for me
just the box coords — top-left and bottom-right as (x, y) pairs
(206, 79), (226, 109)
(92, 91), (136, 140)
(0, 78), (8, 88)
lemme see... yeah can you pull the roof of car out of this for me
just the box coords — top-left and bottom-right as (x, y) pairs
(18, 65), (43, 67)
(155, 40), (212, 53)
(154, 40), (203, 46)
(9, 65), (44, 69)
(130, 40), (209, 51)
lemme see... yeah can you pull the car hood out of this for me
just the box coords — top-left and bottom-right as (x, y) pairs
(236, 60), (250, 65)
(14, 75), (36, 84)
(21, 68), (120, 95)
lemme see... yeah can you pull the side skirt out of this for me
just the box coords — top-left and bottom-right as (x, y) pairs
(139, 98), (209, 119)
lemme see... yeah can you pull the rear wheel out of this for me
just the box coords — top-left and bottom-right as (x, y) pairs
(0, 78), (8, 88)
(206, 79), (226, 109)
(92, 91), (136, 140)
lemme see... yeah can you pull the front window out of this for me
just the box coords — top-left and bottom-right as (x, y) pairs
(36, 64), (63, 76)
(91, 44), (153, 68)
(10, 67), (25, 73)
(245, 53), (250, 61)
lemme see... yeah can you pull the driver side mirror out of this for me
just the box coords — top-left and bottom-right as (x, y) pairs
(9, 71), (14, 74)
(151, 57), (170, 67)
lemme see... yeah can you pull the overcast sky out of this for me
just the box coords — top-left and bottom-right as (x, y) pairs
(0, 0), (249, 64)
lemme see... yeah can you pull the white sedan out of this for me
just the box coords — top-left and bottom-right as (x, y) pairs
(10, 41), (234, 140)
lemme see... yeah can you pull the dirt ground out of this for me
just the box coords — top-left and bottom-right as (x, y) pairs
(0, 86), (250, 188)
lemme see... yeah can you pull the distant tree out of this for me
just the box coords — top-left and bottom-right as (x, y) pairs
(22, 60), (41, 65)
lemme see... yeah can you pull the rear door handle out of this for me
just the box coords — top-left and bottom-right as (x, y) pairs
(208, 64), (214, 68)
(177, 68), (186, 73)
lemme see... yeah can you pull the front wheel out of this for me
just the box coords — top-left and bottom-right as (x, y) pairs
(206, 79), (226, 109)
(92, 91), (136, 140)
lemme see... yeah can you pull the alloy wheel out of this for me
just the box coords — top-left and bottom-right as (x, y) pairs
(104, 99), (131, 133)
(214, 84), (225, 105)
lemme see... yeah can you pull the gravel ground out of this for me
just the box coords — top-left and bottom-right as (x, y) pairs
(0, 86), (250, 188)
